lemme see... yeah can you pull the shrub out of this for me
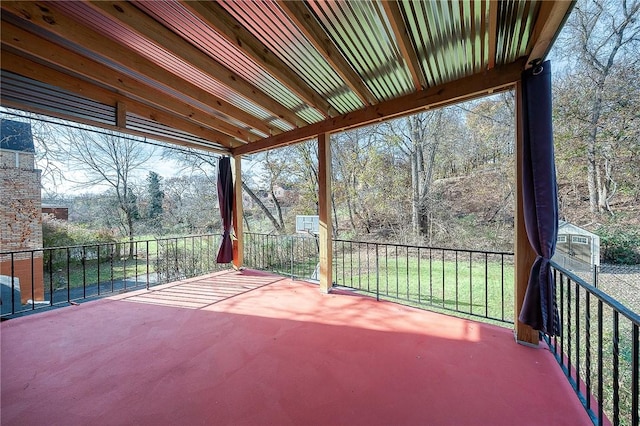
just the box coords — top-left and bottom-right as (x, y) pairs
(42, 214), (116, 247)
(42, 215), (75, 248)
(595, 226), (640, 265)
(42, 215), (117, 270)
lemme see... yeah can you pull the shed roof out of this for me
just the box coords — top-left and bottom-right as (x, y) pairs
(1, 1), (574, 155)
(558, 221), (599, 238)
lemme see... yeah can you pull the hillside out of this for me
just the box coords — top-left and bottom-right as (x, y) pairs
(424, 166), (639, 256)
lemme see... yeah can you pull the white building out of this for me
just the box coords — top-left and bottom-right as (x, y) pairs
(553, 221), (600, 270)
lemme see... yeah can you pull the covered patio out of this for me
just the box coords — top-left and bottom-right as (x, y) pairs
(0, 0), (576, 344)
(1, 1), (610, 424)
(2, 269), (590, 425)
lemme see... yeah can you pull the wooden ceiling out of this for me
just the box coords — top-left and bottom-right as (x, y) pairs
(0, 1), (574, 156)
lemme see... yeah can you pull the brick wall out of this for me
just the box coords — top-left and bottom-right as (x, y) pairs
(1, 156), (45, 303)
(0, 150), (35, 169)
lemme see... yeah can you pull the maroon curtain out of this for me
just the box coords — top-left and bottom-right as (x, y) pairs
(518, 61), (560, 336)
(216, 157), (234, 263)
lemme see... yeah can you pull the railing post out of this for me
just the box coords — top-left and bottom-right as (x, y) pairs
(632, 323), (638, 426)
(146, 240), (150, 291)
(82, 246), (87, 299)
(135, 240), (139, 287)
(290, 236), (294, 280)
(10, 252), (15, 314)
(48, 250), (53, 306)
(97, 245), (101, 296)
(110, 244), (115, 293)
(31, 252), (35, 311)
(66, 248), (71, 302)
(375, 243), (379, 301)
(123, 245), (128, 290)
(597, 300), (603, 425)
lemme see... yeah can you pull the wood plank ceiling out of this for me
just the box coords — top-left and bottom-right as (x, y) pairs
(0, 1), (574, 156)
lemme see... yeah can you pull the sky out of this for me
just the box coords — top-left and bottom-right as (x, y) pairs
(45, 150), (187, 195)
(0, 108), (208, 196)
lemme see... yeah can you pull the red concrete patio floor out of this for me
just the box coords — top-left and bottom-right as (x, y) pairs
(1, 269), (590, 426)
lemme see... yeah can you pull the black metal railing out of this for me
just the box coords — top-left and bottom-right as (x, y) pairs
(0, 234), (227, 318)
(333, 239), (514, 324)
(243, 233), (514, 324)
(548, 261), (639, 426)
(244, 232), (320, 279)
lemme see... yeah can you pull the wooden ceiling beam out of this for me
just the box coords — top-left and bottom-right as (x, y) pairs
(526, 0), (575, 68)
(1, 21), (254, 143)
(381, 0), (426, 91)
(1, 49), (238, 149)
(233, 59), (526, 156)
(181, 0), (335, 118)
(0, 1), (277, 137)
(85, 0), (297, 133)
(277, 0), (377, 106)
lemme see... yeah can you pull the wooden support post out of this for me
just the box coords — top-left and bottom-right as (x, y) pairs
(514, 80), (539, 346)
(232, 155), (244, 269)
(318, 133), (333, 294)
(116, 101), (127, 128)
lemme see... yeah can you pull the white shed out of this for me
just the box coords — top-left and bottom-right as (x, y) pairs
(554, 221), (600, 268)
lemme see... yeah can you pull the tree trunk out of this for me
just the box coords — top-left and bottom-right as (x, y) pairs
(243, 214), (251, 233)
(270, 186), (285, 233)
(331, 192), (339, 238)
(410, 150), (420, 235)
(586, 79), (604, 214)
(127, 214), (135, 259)
(346, 197), (356, 231)
(242, 182), (283, 233)
(580, 2), (633, 215)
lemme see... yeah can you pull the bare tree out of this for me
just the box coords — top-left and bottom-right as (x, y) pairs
(56, 130), (153, 258)
(559, 0), (640, 214)
(382, 110), (452, 238)
(164, 147), (289, 234)
(331, 128), (379, 233)
(0, 109), (68, 197)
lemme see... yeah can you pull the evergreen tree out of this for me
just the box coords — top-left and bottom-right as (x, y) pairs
(147, 171), (164, 220)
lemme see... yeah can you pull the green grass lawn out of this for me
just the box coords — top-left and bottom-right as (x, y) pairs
(334, 248), (515, 323)
(244, 239), (515, 323)
(43, 234), (223, 290)
(45, 257), (156, 290)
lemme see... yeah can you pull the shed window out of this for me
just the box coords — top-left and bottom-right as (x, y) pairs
(557, 235), (567, 243)
(571, 236), (589, 245)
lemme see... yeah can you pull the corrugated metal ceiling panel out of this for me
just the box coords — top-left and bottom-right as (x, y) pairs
(2, 70), (225, 150)
(0, 0), (574, 155)
(218, 0), (364, 115)
(134, 0), (323, 127)
(52, 2), (284, 134)
(497, 1), (539, 65)
(306, 0), (414, 101)
(126, 113), (225, 151)
(401, 0), (489, 87)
